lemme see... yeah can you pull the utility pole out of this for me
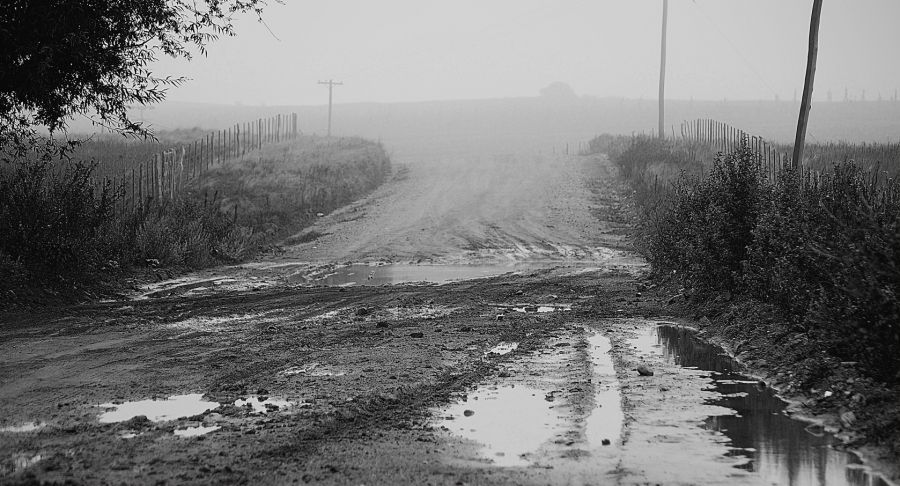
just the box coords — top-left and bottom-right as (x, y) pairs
(658, 0), (668, 140)
(792, 0), (823, 169)
(318, 79), (343, 137)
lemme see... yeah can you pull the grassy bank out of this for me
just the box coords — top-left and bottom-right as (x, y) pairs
(0, 136), (390, 307)
(603, 135), (900, 455)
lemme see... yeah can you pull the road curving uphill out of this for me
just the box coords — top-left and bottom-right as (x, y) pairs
(0, 145), (896, 485)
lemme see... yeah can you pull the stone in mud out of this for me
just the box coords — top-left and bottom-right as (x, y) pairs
(409, 332), (424, 338)
(463, 410), (475, 417)
(203, 413), (224, 425)
(840, 411), (857, 427)
(496, 314), (504, 321)
(123, 415), (152, 429)
(636, 364), (654, 376)
(601, 438), (611, 446)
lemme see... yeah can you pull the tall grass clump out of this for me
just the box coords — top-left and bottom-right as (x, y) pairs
(614, 137), (900, 383)
(0, 158), (116, 288)
(202, 136), (391, 236)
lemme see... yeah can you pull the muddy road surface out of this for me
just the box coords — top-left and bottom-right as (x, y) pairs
(0, 147), (893, 485)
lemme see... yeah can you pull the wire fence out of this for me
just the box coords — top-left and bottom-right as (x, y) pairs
(674, 118), (900, 180)
(676, 118), (794, 182)
(93, 113), (300, 215)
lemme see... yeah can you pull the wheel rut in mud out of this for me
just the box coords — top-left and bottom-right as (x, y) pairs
(0, 150), (894, 485)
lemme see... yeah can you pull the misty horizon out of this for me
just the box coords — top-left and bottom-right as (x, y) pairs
(150, 1), (900, 107)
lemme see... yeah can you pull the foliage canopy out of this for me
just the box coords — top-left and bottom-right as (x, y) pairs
(0, 0), (268, 159)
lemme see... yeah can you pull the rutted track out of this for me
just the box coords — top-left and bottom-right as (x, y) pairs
(1, 146), (894, 485)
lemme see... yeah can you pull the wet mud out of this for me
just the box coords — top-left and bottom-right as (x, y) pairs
(1, 151), (895, 485)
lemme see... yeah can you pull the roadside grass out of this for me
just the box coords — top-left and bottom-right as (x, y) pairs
(202, 136), (391, 237)
(607, 135), (899, 454)
(0, 136), (391, 307)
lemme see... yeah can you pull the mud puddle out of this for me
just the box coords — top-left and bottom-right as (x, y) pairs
(633, 324), (891, 486)
(509, 304), (572, 314)
(437, 384), (563, 466)
(0, 422), (43, 433)
(294, 263), (536, 286)
(584, 332), (624, 447)
(234, 395), (295, 414)
(97, 393), (220, 423)
(435, 330), (623, 467)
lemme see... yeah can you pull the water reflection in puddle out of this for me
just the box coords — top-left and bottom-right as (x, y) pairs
(98, 394), (220, 423)
(486, 342), (519, 356)
(174, 425), (220, 437)
(511, 304), (572, 314)
(0, 422), (43, 433)
(234, 396), (294, 414)
(436, 331), (624, 467)
(295, 263), (534, 286)
(584, 332), (624, 447)
(437, 385), (562, 466)
(639, 324), (890, 486)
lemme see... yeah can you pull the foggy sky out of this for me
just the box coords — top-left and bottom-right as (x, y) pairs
(153, 1), (900, 106)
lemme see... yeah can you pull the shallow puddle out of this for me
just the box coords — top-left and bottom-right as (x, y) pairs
(98, 394), (220, 423)
(294, 263), (533, 286)
(486, 342), (519, 356)
(174, 425), (220, 437)
(436, 331), (624, 467)
(635, 324), (891, 486)
(584, 332), (624, 447)
(234, 396), (294, 414)
(436, 385), (563, 466)
(511, 304), (572, 313)
(0, 422), (43, 433)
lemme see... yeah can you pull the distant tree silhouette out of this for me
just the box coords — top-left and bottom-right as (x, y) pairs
(539, 82), (578, 100)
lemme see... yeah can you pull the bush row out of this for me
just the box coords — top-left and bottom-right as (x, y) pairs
(613, 137), (900, 383)
(0, 138), (391, 304)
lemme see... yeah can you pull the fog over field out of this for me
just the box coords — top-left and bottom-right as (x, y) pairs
(67, 1), (900, 151)
(5, 1), (900, 484)
(108, 97), (900, 151)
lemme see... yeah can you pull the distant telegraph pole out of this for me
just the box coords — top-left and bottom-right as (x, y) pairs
(318, 79), (343, 137)
(792, 0), (823, 169)
(658, 0), (668, 140)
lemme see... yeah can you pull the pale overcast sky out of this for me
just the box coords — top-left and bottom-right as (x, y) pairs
(152, 1), (900, 105)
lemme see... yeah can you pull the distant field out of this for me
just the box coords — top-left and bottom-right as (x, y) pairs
(63, 98), (900, 163)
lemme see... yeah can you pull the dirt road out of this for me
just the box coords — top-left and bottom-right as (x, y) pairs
(0, 146), (893, 485)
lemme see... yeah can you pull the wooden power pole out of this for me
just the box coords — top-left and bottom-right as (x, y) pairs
(318, 79), (343, 137)
(792, 0), (824, 169)
(658, 0), (668, 140)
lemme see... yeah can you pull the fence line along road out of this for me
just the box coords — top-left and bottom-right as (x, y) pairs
(674, 118), (900, 181)
(676, 118), (794, 183)
(94, 113), (300, 216)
